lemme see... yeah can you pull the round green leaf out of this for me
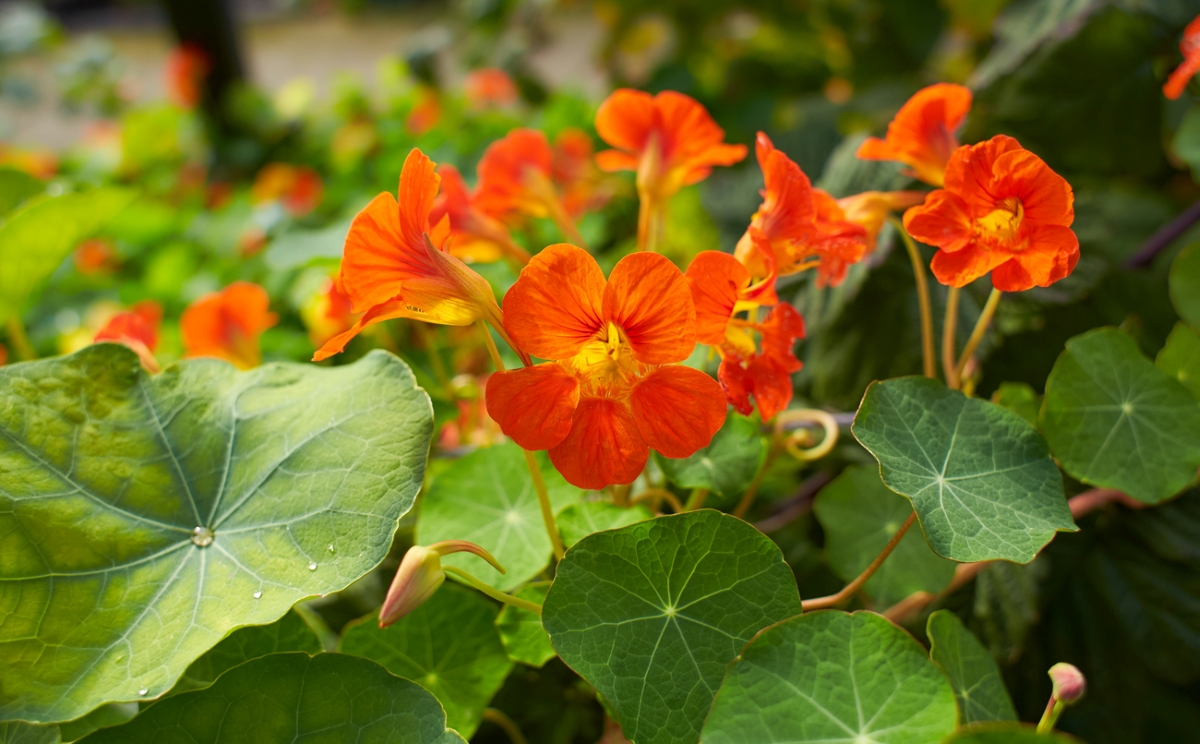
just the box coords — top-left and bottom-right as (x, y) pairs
(168, 610), (322, 696)
(656, 413), (766, 502)
(543, 510), (801, 744)
(926, 610), (1017, 725)
(0, 345), (433, 723)
(1157, 322), (1200, 401)
(557, 501), (653, 548)
(496, 584), (555, 667)
(941, 723), (1082, 742)
(990, 382), (1041, 428)
(76, 653), (466, 744)
(701, 610), (957, 743)
(0, 723), (58, 744)
(852, 377), (1075, 563)
(418, 443), (580, 591)
(1042, 328), (1200, 504)
(339, 583), (514, 738)
(814, 465), (955, 605)
(1170, 242), (1200, 329)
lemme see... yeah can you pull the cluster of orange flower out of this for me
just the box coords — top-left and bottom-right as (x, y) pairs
(95, 82), (1081, 490)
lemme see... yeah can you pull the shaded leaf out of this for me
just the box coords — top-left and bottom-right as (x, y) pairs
(76, 653), (466, 744)
(701, 610), (958, 743)
(852, 376), (1075, 563)
(0, 723), (58, 744)
(1041, 327), (1200, 504)
(168, 610), (322, 695)
(496, 584), (555, 668)
(0, 168), (44, 217)
(543, 510), (800, 744)
(656, 413), (766, 503)
(55, 705), (137, 743)
(339, 583), (514, 738)
(990, 382), (1041, 428)
(970, 0), (1101, 89)
(557, 501), (654, 548)
(1157, 322), (1200, 401)
(927, 610), (1018, 725)
(941, 723), (1081, 742)
(1171, 242), (1200, 330)
(0, 345), (433, 722)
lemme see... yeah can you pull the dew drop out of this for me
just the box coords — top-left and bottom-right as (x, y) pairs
(327, 544), (335, 553)
(253, 591), (262, 599)
(138, 689), (148, 696)
(190, 526), (214, 548)
(307, 562), (317, 571)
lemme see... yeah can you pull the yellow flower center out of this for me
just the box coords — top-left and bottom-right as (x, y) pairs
(570, 321), (643, 395)
(976, 196), (1025, 246)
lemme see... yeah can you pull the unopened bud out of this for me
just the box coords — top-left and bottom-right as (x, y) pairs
(1048, 663), (1086, 705)
(379, 540), (505, 628)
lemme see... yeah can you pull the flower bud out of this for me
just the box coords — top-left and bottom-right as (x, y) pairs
(1048, 663), (1086, 705)
(379, 540), (506, 628)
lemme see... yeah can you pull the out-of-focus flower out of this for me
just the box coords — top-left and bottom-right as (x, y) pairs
(0, 343), (7, 366)
(182, 281), (278, 370)
(486, 243), (726, 489)
(407, 86), (441, 135)
(1165, 16), (1200, 99)
(74, 238), (119, 275)
(380, 540), (505, 627)
(301, 274), (359, 348)
(465, 68), (519, 109)
(1048, 663), (1087, 705)
(165, 44), (209, 109)
(94, 301), (162, 373)
(836, 190), (927, 255)
(429, 164), (530, 264)
(0, 144), (57, 179)
(552, 128), (610, 218)
(439, 374), (504, 449)
(903, 134), (1079, 292)
(857, 83), (972, 186)
(238, 226), (269, 258)
(474, 128), (586, 245)
(314, 148), (515, 362)
(331, 118), (379, 170)
(250, 163), (324, 217)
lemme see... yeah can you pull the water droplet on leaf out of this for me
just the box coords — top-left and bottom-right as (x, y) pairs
(190, 526), (214, 548)
(138, 689), (148, 696)
(253, 591), (262, 599)
(307, 562), (317, 571)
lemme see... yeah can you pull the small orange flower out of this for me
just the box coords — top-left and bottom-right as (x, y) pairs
(313, 148), (511, 362)
(1165, 15), (1200, 99)
(165, 44), (209, 109)
(465, 68), (519, 109)
(407, 86), (442, 135)
(733, 133), (868, 287)
(251, 163), (324, 217)
(182, 281), (278, 370)
(594, 89), (746, 200)
(552, 128), (610, 218)
(836, 191), (928, 255)
(486, 244), (726, 489)
(473, 128), (560, 220)
(301, 274), (359, 348)
(429, 164), (529, 264)
(74, 238), (119, 275)
(0, 343), (6, 366)
(903, 135), (1079, 292)
(718, 303), (806, 421)
(95, 301), (162, 373)
(856, 83), (972, 186)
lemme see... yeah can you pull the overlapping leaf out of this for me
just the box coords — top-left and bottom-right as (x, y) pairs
(0, 345), (433, 722)
(1171, 242), (1200, 329)
(495, 584), (555, 667)
(557, 501), (653, 548)
(927, 610), (1018, 725)
(657, 413), (765, 503)
(1158, 322), (1200, 401)
(941, 723), (1081, 742)
(168, 610), (322, 695)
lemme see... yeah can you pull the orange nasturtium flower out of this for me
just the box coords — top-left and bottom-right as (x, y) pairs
(407, 86), (442, 135)
(165, 44), (209, 109)
(465, 68), (519, 109)
(74, 238), (119, 275)
(182, 281), (278, 370)
(552, 128), (610, 218)
(836, 190), (928, 255)
(251, 163), (324, 217)
(301, 274), (359, 348)
(903, 135), (1079, 292)
(1165, 15), (1200, 99)
(485, 243), (726, 490)
(733, 133), (868, 288)
(429, 164), (529, 264)
(94, 301), (162, 373)
(313, 148), (513, 362)
(856, 83), (972, 187)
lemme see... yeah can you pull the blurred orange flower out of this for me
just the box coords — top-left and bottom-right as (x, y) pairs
(313, 148), (512, 361)
(903, 135), (1078, 292)
(474, 128), (586, 245)
(552, 128), (610, 218)
(301, 274), (359, 348)
(95, 301), (162, 373)
(251, 163), (324, 217)
(0, 145), (56, 179)
(165, 44), (209, 109)
(1165, 15), (1200, 99)
(465, 68), (519, 109)
(0, 343), (7, 367)
(429, 164), (530, 264)
(74, 238), (119, 275)
(856, 83), (972, 186)
(182, 281), (278, 369)
(407, 86), (441, 135)
(486, 243), (725, 489)
(836, 190), (927, 254)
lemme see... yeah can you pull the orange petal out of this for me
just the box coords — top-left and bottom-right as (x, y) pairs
(685, 251), (748, 345)
(312, 297), (418, 361)
(603, 251), (696, 365)
(504, 243), (605, 360)
(991, 224), (1080, 292)
(992, 149), (1074, 227)
(95, 311), (160, 373)
(656, 91), (747, 177)
(717, 359), (754, 417)
(595, 89), (656, 156)
(549, 397), (648, 489)
(340, 193), (424, 312)
(902, 190), (974, 254)
(751, 132), (816, 244)
(1165, 55), (1200, 99)
(855, 83), (972, 186)
(630, 366), (726, 458)
(745, 354), (795, 421)
(474, 128), (556, 218)
(758, 302), (805, 366)
(485, 364), (580, 450)
(595, 150), (640, 173)
(942, 135), (1024, 216)
(182, 281), (277, 369)
(930, 244), (1010, 289)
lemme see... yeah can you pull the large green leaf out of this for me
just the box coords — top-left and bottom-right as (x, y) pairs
(656, 413), (766, 503)
(941, 723), (1081, 742)
(169, 610), (322, 695)
(1158, 322), (1200, 402)
(495, 584), (555, 667)
(1171, 242), (1200, 329)
(927, 610), (1018, 725)
(0, 723), (58, 744)
(339, 583), (514, 738)
(1041, 328), (1200, 504)
(542, 510), (801, 744)
(0, 188), (136, 321)
(0, 169), (44, 217)
(418, 443), (580, 591)
(852, 377), (1075, 563)
(990, 382), (1041, 428)
(76, 653), (466, 744)
(0, 345), (433, 723)
(701, 610), (958, 743)
(557, 501), (653, 548)
(814, 465), (955, 605)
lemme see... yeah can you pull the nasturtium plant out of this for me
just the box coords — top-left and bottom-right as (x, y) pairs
(556, 500), (654, 547)
(927, 610), (1018, 725)
(495, 584), (555, 668)
(1156, 322), (1200, 400)
(75, 653), (466, 744)
(656, 413), (766, 503)
(0, 722), (59, 744)
(0, 345), (433, 722)
(701, 611), (958, 743)
(1042, 328), (1200, 504)
(1170, 242), (1200, 329)
(853, 377), (1076, 563)
(942, 724), (1082, 743)
(543, 510), (801, 744)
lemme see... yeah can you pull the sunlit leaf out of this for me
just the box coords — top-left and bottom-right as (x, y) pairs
(557, 501), (653, 548)
(0, 168), (44, 216)
(495, 584), (555, 667)
(853, 376), (1075, 563)
(76, 653), (466, 744)
(701, 610), (958, 743)
(927, 610), (1018, 725)
(543, 510), (801, 744)
(1042, 328), (1200, 504)
(0, 345), (433, 723)
(0, 723), (58, 744)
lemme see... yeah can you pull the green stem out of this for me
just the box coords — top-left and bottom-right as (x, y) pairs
(685, 488), (708, 511)
(733, 431), (781, 519)
(1037, 698), (1065, 734)
(6, 315), (36, 361)
(942, 286), (961, 390)
(443, 566), (543, 614)
(482, 709), (529, 744)
(954, 287), (1002, 385)
(802, 512), (917, 611)
(524, 448), (565, 560)
(892, 218), (936, 380)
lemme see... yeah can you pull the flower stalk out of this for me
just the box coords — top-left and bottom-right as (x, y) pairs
(443, 565), (544, 614)
(942, 286), (961, 389)
(892, 218), (936, 379)
(954, 287), (1002, 384)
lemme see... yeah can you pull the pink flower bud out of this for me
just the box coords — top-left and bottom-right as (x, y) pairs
(380, 545), (445, 628)
(1048, 663), (1086, 704)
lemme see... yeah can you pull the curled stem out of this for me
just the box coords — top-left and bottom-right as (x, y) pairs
(954, 287), (1002, 385)
(632, 487), (685, 514)
(483, 709), (530, 744)
(6, 315), (36, 361)
(443, 566), (543, 614)
(802, 512), (917, 611)
(942, 286), (961, 389)
(892, 218), (936, 379)
(776, 409), (840, 462)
